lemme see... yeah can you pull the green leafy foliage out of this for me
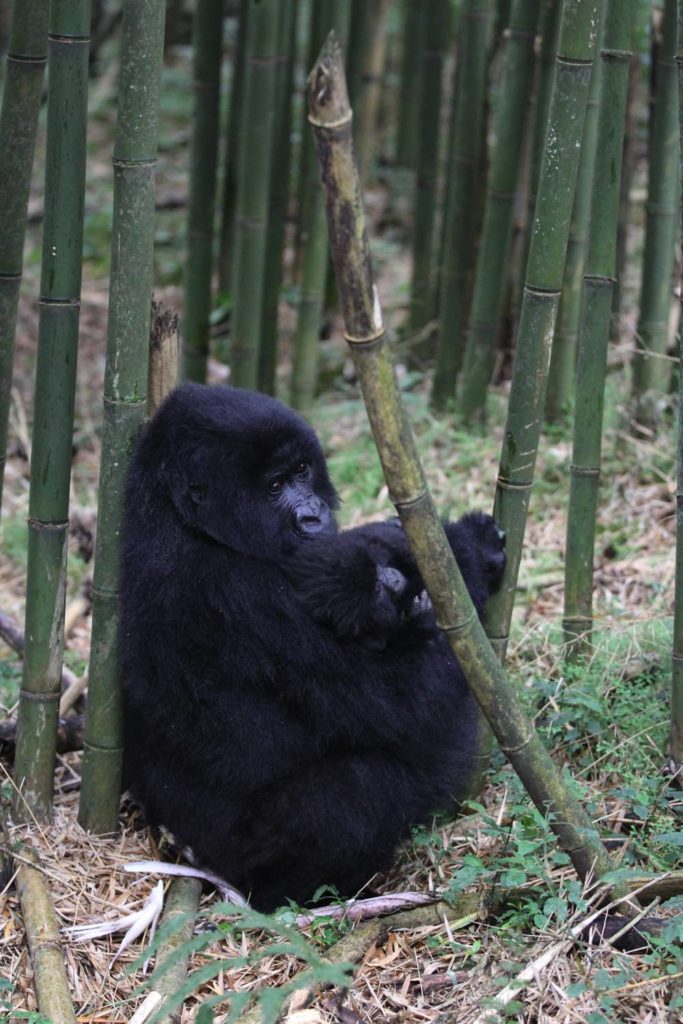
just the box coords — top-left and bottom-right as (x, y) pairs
(131, 902), (355, 1024)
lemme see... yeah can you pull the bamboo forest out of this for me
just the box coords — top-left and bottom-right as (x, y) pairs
(1, 0), (683, 1021)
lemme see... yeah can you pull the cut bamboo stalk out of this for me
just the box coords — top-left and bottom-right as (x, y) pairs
(484, 0), (601, 664)
(632, 0), (678, 426)
(182, 0), (224, 384)
(12, 0), (92, 824)
(79, 0), (167, 835)
(455, 0), (541, 420)
(431, 0), (491, 406)
(148, 299), (180, 416)
(563, 0), (633, 656)
(307, 32), (617, 890)
(16, 845), (77, 1024)
(0, 2), (49, 518)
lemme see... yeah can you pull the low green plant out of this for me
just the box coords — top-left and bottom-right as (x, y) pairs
(133, 901), (354, 1024)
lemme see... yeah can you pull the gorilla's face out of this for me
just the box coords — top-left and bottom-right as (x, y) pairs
(138, 384), (339, 560)
(265, 457), (335, 541)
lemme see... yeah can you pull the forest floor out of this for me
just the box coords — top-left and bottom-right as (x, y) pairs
(1, 43), (682, 1024)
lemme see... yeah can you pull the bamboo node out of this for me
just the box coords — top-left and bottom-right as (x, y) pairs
(18, 690), (61, 704)
(569, 464), (600, 478)
(499, 731), (535, 757)
(442, 614), (476, 638)
(343, 327), (385, 347)
(308, 112), (353, 130)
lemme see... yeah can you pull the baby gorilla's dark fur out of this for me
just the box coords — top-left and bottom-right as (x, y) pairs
(120, 384), (505, 911)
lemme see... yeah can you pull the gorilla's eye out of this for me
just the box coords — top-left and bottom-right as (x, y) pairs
(268, 478), (284, 496)
(296, 462), (310, 478)
(189, 483), (206, 505)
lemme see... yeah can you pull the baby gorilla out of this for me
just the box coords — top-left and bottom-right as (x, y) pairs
(120, 384), (505, 911)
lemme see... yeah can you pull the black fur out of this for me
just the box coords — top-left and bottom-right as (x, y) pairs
(120, 383), (506, 911)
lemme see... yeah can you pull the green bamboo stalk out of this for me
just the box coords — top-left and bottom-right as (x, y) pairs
(0, 2), (49, 518)
(632, 0), (679, 426)
(484, 0), (600, 664)
(408, 0), (451, 342)
(307, 34), (616, 887)
(516, 0), (560, 300)
(230, 0), (281, 389)
(259, 0), (298, 395)
(346, 0), (372, 108)
(79, 0), (166, 834)
(455, 0), (541, 421)
(217, 0), (248, 297)
(545, 14), (603, 422)
(563, 0), (633, 656)
(182, 0), (224, 384)
(670, 0), (683, 765)
(290, 0), (351, 410)
(355, 0), (392, 187)
(396, 0), (426, 169)
(431, 0), (491, 406)
(12, 0), (91, 825)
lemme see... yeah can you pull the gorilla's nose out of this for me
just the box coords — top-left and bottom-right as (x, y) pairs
(294, 498), (333, 535)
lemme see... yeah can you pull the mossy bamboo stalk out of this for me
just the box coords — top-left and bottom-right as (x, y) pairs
(182, 0), (224, 384)
(396, 0), (426, 169)
(431, 0), (491, 407)
(259, 0), (298, 395)
(563, 0), (632, 656)
(12, 0), (91, 824)
(16, 845), (77, 1024)
(306, 34), (616, 887)
(545, 17), (603, 422)
(671, 0), (683, 765)
(455, 0), (541, 421)
(0, 2), (49, 519)
(79, 0), (166, 835)
(632, 0), (678, 425)
(217, 0), (248, 297)
(484, 0), (600, 664)
(355, 0), (392, 186)
(290, 0), (352, 410)
(408, 0), (451, 342)
(230, 0), (281, 389)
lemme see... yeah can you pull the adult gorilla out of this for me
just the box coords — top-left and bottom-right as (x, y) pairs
(120, 383), (505, 911)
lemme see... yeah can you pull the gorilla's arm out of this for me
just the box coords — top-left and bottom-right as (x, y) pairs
(285, 512), (506, 642)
